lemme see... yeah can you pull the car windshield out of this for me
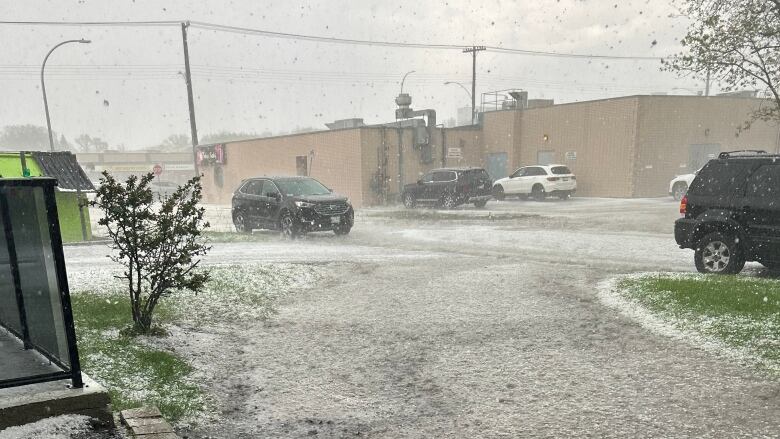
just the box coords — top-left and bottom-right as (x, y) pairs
(275, 178), (330, 196)
(550, 166), (572, 175)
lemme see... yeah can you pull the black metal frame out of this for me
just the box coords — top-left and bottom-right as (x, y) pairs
(0, 178), (83, 389)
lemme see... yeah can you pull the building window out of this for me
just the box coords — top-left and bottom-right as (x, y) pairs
(296, 156), (308, 176)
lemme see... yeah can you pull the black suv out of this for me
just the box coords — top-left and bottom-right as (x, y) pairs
(675, 150), (780, 274)
(402, 167), (493, 209)
(232, 176), (354, 237)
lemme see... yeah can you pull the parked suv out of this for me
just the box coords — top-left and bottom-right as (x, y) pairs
(402, 167), (492, 209)
(492, 164), (576, 201)
(675, 150), (780, 274)
(232, 176), (354, 238)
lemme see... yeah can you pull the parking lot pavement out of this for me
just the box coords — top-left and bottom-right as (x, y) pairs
(71, 197), (779, 438)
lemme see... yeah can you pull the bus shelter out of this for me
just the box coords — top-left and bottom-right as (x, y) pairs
(0, 178), (82, 389)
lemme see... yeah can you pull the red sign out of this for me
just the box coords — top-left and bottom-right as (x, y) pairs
(153, 164), (163, 176)
(197, 144), (226, 166)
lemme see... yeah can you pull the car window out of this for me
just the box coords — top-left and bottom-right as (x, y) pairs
(550, 166), (572, 175)
(688, 161), (752, 196)
(510, 168), (526, 178)
(746, 165), (780, 198)
(526, 167), (547, 176)
(240, 180), (260, 195)
(264, 181), (281, 197)
(459, 169), (490, 181)
(433, 171), (456, 182)
(421, 173), (434, 183)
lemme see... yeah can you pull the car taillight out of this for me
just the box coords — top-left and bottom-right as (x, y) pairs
(679, 195), (688, 215)
(547, 177), (560, 181)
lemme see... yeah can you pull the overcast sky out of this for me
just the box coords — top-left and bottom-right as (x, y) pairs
(0, 0), (702, 148)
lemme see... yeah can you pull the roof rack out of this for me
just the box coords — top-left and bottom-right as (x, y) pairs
(718, 150), (768, 159)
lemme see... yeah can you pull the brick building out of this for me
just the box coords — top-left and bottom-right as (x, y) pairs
(198, 95), (780, 206)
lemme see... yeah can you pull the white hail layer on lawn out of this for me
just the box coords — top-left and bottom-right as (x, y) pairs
(597, 274), (777, 374)
(0, 415), (92, 439)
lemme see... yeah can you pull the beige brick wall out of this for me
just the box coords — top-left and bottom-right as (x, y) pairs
(633, 96), (780, 197)
(480, 110), (518, 170)
(200, 129), (365, 206)
(200, 96), (780, 205)
(515, 97), (640, 197)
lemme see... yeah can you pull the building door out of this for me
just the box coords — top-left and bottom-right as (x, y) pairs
(486, 152), (508, 181)
(537, 150), (555, 165)
(296, 156), (308, 176)
(689, 144), (721, 171)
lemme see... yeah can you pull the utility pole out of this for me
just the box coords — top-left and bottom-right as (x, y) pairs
(181, 21), (199, 176)
(463, 46), (485, 124)
(705, 67), (711, 97)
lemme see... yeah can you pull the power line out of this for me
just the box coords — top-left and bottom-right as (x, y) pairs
(0, 20), (180, 27)
(0, 19), (667, 61)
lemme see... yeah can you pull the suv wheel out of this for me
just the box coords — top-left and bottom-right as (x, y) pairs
(403, 192), (416, 209)
(673, 182), (688, 201)
(532, 184), (546, 201)
(694, 232), (745, 274)
(441, 193), (457, 209)
(279, 211), (299, 239)
(234, 211), (250, 234)
(492, 185), (505, 201)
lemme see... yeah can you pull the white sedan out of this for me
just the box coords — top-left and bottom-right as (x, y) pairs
(492, 164), (577, 201)
(669, 171), (698, 201)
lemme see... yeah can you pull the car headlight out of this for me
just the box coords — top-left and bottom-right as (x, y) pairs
(294, 201), (315, 208)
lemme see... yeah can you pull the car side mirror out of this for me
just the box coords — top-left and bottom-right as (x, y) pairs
(266, 192), (280, 200)
(417, 180), (423, 185)
(328, 188), (333, 193)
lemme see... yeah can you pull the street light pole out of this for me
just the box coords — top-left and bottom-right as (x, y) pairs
(41, 39), (91, 152)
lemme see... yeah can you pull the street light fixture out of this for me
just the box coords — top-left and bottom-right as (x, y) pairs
(444, 81), (473, 101)
(400, 70), (415, 94)
(41, 39), (91, 152)
(445, 81), (474, 123)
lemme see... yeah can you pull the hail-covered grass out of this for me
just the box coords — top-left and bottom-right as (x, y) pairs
(608, 273), (780, 375)
(69, 262), (322, 423)
(71, 293), (203, 421)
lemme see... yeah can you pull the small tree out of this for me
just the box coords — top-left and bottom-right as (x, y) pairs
(93, 172), (210, 333)
(664, 0), (780, 126)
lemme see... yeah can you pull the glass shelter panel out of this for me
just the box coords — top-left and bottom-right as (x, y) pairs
(5, 186), (71, 367)
(0, 179), (81, 389)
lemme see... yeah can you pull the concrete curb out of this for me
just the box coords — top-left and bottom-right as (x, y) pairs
(120, 407), (179, 438)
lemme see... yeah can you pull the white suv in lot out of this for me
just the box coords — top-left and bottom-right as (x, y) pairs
(492, 164), (577, 201)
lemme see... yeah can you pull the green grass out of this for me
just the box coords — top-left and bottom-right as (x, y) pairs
(617, 275), (780, 373)
(71, 293), (204, 421)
